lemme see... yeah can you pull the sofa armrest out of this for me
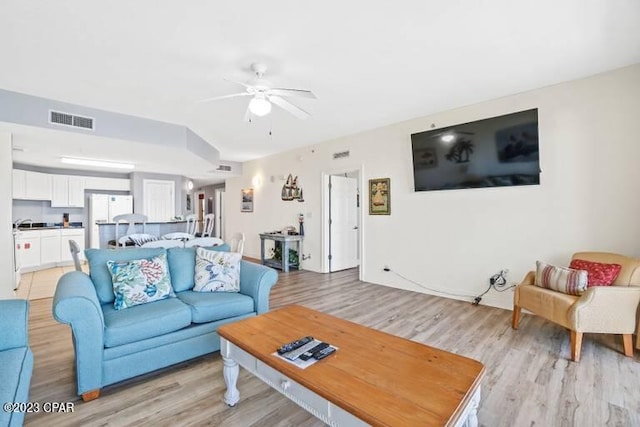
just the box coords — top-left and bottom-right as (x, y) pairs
(239, 261), (278, 314)
(0, 299), (29, 351)
(53, 271), (105, 394)
(568, 286), (640, 333)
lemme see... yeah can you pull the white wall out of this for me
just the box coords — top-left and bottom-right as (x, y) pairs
(0, 133), (15, 298)
(225, 64), (640, 309)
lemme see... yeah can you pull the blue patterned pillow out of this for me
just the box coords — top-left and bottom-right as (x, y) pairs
(193, 247), (241, 292)
(107, 253), (175, 310)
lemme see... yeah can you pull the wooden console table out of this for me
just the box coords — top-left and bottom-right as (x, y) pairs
(218, 305), (485, 426)
(259, 233), (303, 272)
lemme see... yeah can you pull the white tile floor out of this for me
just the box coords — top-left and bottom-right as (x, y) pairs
(16, 264), (88, 300)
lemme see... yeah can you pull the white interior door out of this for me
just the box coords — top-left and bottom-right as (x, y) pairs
(143, 179), (175, 222)
(329, 175), (359, 272)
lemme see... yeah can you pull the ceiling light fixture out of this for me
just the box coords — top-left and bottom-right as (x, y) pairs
(61, 157), (135, 170)
(248, 95), (272, 117)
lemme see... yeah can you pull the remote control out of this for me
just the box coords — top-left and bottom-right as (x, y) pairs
(299, 342), (330, 361)
(283, 340), (322, 361)
(313, 346), (336, 360)
(277, 336), (313, 355)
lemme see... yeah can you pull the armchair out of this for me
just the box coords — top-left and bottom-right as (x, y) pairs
(512, 252), (640, 361)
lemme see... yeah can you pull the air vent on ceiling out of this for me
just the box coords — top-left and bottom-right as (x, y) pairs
(333, 150), (350, 159)
(49, 110), (95, 130)
(216, 164), (233, 172)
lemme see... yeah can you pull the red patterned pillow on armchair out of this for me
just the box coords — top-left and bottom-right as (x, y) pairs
(569, 259), (622, 287)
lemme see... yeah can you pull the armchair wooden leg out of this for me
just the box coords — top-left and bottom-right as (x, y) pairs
(512, 305), (521, 330)
(570, 331), (583, 362)
(82, 390), (100, 402)
(622, 334), (633, 357)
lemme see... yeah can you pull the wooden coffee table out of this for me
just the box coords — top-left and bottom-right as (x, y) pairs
(218, 305), (485, 427)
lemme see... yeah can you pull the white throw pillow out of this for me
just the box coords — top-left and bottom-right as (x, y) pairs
(193, 248), (241, 292)
(534, 260), (588, 296)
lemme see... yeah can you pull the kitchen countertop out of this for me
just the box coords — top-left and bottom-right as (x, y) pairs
(96, 220), (187, 225)
(16, 222), (84, 230)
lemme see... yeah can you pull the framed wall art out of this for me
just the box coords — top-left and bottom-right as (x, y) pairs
(241, 188), (254, 212)
(369, 178), (390, 215)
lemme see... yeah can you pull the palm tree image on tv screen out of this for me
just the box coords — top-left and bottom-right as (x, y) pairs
(410, 108), (539, 192)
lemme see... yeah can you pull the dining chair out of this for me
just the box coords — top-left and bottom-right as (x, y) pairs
(230, 232), (245, 255)
(112, 213), (152, 247)
(184, 237), (224, 248)
(68, 240), (83, 272)
(185, 214), (197, 235)
(201, 213), (215, 237)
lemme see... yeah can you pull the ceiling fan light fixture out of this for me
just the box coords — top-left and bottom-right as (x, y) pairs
(249, 96), (272, 117)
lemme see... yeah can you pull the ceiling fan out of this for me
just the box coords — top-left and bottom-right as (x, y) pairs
(199, 63), (316, 120)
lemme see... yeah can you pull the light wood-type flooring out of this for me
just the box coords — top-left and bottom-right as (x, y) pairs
(22, 266), (640, 426)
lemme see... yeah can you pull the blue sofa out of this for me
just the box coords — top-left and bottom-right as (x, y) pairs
(0, 299), (34, 427)
(53, 246), (278, 401)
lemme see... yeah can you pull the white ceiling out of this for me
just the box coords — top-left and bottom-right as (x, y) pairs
(1, 1), (639, 179)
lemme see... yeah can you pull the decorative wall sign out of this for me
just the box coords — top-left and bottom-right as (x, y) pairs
(241, 188), (254, 212)
(369, 178), (390, 215)
(281, 174), (304, 202)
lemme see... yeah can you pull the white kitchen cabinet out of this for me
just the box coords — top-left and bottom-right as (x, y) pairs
(40, 230), (62, 265)
(12, 169), (26, 198)
(51, 175), (85, 207)
(26, 171), (52, 200)
(13, 170), (52, 200)
(18, 231), (41, 269)
(68, 176), (85, 207)
(84, 176), (131, 192)
(60, 228), (85, 262)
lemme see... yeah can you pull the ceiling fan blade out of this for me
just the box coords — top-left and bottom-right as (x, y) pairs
(242, 104), (252, 122)
(198, 92), (252, 103)
(224, 78), (254, 90)
(268, 88), (316, 99)
(268, 95), (311, 120)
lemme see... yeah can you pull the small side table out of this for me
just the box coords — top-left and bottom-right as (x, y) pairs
(259, 233), (303, 272)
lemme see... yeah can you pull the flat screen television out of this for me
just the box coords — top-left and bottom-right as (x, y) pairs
(411, 109), (540, 192)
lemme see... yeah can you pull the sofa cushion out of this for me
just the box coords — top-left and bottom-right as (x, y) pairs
(107, 253), (175, 310)
(167, 245), (231, 292)
(176, 291), (254, 323)
(568, 259), (622, 287)
(194, 248), (241, 292)
(535, 261), (588, 296)
(85, 248), (165, 305)
(102, 298), (192, 347)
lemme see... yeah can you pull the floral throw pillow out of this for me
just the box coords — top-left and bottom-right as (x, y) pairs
(535, 261), (588, 296)
(107, 253), (175, 310)
(194, 247), (241, 292)
(568, 259), (621, 287)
